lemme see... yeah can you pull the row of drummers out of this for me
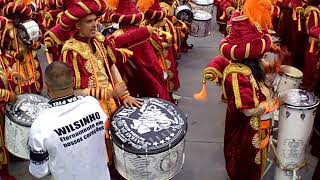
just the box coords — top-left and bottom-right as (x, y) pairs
(214, 0), (320, 90)
(0, 0), (196, 103)
(194, 0), (320, 179)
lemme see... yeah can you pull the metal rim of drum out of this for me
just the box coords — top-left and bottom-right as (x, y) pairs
(192, 10), (212, 21)
(175, 5), (194, 23)
(191, 0), (213, 6)
(176, 11), (194, 23)
(280, 65), (303, 79)
(280, 89), (320, 110)
(5, 94), (49, 127)
(110, 98), (188, 155)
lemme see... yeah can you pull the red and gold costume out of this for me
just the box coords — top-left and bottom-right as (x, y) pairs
(139, 0), (180, 92)
(159, 0), (192, 53)
(0, 16), (15, 180)
(0, 2), (43, 95)
(196, 14), (279, 179)
(276, 0), (307, 69)
(306, 24), (320, 180)
(302, 2), (320, 88)
(109, 0), (172, 102)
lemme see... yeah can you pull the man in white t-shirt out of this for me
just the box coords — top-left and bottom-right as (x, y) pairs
(28, 62), (111, 180)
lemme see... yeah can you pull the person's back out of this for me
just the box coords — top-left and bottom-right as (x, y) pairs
(28, 62), (110, 180)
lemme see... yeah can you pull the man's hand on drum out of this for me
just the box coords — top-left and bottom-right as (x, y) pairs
(113, 82), (144, 108)
(122, 96), (144, 109)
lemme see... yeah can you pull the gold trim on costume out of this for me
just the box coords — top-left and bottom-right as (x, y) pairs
(252, 133), (260, 149)
(78, 2), (92, 14)
(130, 14), (136, 25)
(255, 150), (261, 165)
(219, 43), (228, 58)
(151, 11), (157, 19)
(72, 52), (81, 89)
(230, 45), (237, 60)
(65, 11), (79, 21)
(250, 116), (259, 130)
(118, 15), (125, 24)
(245, 43), (250, 58)
(94, 0), (101, 11)
(232, 73), (242, 109)
(203, 67), (223, 79)
(260, 38), (266, 54)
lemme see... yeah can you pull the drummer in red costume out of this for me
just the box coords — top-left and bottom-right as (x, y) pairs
(194, 1), (288, 178)
(302, 0), (320, 89)
(138, 0), (180, 93)
(306, 25), (320, 180)
(0, 1), (43, 95)
(107, 0), (172, 102)
(0, 16), (16, 180)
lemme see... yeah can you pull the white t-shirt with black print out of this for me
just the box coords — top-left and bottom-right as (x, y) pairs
(28, 95), (110, 180)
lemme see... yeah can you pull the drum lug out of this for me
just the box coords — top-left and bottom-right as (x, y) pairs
(300, 113), (306, 120)
(286, 111), (290, 118)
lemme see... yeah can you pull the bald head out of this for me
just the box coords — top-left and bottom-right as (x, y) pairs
(45, 62), (73, 91)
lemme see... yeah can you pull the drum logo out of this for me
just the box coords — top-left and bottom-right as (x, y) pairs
(131, 104), (180, 135)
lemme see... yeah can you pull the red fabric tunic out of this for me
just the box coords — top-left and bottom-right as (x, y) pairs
(303, 6), (320, 89)
(113, 26), (172, 102)
(223, 64), (267, 180)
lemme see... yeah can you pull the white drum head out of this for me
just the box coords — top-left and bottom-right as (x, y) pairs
(193, 10), (212, 21)
(280, 65), (303, 79)
(192, 0), (213, 5)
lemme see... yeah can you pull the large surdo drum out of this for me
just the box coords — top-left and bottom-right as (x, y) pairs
(190, 10), (212, 37)
(17, 20), (41, 43)
(111, 98), (187, 180)
(189, 0), (214, 14)
(275, 89), (319, 179)
(5, 94), (50, 159)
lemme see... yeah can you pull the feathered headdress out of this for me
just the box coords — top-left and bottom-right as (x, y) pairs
(243, 0), (273, 30)
(136, 0), (154, 12)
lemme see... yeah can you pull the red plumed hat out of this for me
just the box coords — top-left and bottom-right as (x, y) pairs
(109, 0), (144, 25)
(219, 15), (272, 61)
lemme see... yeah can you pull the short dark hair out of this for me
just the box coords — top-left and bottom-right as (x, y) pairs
(45, 62), (73, 91)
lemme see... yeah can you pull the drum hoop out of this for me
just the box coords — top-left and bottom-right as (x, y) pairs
(283, 102), (320, 110)
(111, 133), (187, 155)
(5, 111), (32, 127)
(283, 73), (303, 79)
(191, 2), (213, 6)
(110, 98), (188, 155)
(192, 17), (212, 21)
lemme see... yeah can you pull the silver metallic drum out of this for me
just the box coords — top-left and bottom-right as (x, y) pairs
(175, 4), (194, 23)
(5, 94), (50, 159)
(17, 20), (41, 43)
(275, 89), (319, 180)
(111, 98), (188, 180)
(189, 0), (214, 14)
(190, 10), (212, 37)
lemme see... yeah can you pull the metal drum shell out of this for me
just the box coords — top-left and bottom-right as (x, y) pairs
(17, 20), (41, 42)
(4, 94), (50, 159)
(275, 89), (319, 180)
(110, 97), (188, 180)
(190, 10), (212, 37)
(189, 0), (214, 14)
